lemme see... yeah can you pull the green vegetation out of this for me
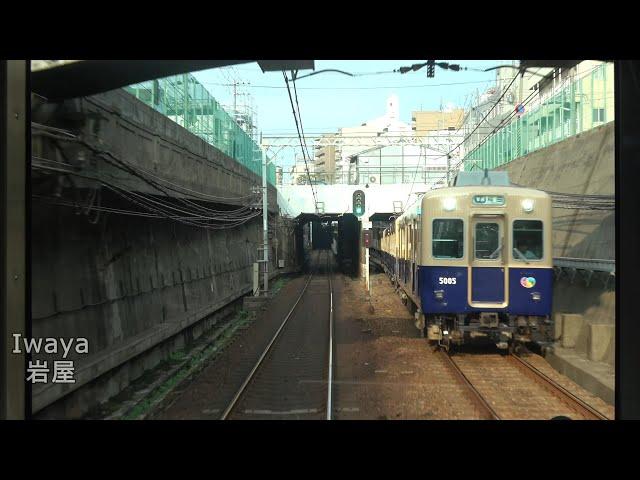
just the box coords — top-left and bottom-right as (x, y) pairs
(271, 276), (290, 294)
(122, 309), (256, 420)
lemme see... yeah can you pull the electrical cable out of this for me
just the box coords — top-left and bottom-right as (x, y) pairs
(401, 72), (522, 210)
(459, 63), (608, 176)
(282, 71), (319, 211)
(37, 133), (261, 219)
(199, 77), (515, 91)
(32, 159), (263, 229)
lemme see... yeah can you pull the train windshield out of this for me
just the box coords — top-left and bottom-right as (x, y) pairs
(513, 220), (543, 260)
(475, 223), (500, 259)
(432, 219), (463, 259)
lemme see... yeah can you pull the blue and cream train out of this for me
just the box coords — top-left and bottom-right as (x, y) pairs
(374, 173), (553, 351)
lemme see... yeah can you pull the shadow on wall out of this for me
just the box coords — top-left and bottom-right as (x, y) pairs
(554, 210), (614, 259)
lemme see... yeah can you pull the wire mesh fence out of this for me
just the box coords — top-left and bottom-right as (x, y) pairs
(465, 63), (614, 170)
(124, 74), (276, 185)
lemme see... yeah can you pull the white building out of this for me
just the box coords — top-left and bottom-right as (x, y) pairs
(335, 94), (413, 183)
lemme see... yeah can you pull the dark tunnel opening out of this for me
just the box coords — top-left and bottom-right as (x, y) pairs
(294, 213), (360, 276)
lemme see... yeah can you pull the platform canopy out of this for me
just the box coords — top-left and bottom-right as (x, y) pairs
(31, 60), (315, 100)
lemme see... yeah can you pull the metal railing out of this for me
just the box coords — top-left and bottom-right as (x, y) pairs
(554, 257), (615, 274)
(465, 63), (614, 170)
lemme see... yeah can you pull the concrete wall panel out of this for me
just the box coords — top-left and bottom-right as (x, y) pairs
(31, 89), (296, 416)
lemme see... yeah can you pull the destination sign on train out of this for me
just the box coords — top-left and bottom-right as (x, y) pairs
(473, 195), (505, 206)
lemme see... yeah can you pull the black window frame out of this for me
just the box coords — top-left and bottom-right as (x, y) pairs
(512, 219), (544, 261)
(474, 221), (501, 260)
(432, 218), (464, 259)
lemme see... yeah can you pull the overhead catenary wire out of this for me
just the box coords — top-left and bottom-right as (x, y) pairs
(457, 62), (609, 177)
(419, 74), (523, 194)
(400, 72), (523, 211)
(282, 71), (319, 212)
(200, 77), (514, 91)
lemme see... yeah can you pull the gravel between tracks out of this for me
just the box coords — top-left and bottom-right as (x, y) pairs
(150, 265), (614, 420)
(333, 272), (614, 420)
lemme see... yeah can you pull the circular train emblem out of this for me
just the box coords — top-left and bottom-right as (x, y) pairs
(520, 276), (536, 288)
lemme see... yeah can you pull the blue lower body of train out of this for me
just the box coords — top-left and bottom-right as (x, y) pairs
(417, 266), (552, 317)
(372, 248), (552, 348)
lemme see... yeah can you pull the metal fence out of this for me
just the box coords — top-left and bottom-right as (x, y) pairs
(124, 74), (276, 185)
(465, 63), (614, 170)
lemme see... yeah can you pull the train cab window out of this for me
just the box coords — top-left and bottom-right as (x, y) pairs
(513, 220), (543, 261)
(475, 223), (500, 259)
(432, 219), (463, 259)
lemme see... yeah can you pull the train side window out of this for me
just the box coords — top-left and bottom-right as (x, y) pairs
(513, 220), (543, 260)
(432, 219), (463, 259)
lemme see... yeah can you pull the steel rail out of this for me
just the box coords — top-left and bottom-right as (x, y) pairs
(438, 350), (501, 420)
(508, 354), (609, 420)
(326, 250), (334, 420)
(220, 273), (315, 420)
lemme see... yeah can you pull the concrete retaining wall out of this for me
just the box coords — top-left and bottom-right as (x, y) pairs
(498, 123), (615, 376)
(499, 122), (614, 260)
(31, 90), (297, 417)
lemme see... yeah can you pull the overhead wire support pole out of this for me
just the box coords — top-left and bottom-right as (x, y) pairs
(262, 145), (269, 296)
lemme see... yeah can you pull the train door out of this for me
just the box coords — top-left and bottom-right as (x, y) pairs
(469, 216), (507, 306)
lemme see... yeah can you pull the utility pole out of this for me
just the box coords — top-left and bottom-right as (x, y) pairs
(261, 140), (269, 296)
(233, 81), (237, 116)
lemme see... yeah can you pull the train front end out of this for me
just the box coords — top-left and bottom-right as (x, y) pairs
(418, 185), (553, 351)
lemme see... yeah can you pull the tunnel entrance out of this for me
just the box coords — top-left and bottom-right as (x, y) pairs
(294, 213), (360, 276)
(337, 214), (360, 277)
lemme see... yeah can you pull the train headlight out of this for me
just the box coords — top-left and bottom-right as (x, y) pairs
(443, 197), (456, 211)
(521, 199), (534, 212)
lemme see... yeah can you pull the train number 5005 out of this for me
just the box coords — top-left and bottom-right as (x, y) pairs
(438, 277), (457, 285)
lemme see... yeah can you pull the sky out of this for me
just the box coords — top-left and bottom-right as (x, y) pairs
(193, 60), (514, 171)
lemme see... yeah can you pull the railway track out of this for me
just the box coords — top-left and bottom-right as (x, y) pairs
(437, 350), (501, 420)
(220, 250), (335, 420)
(439, 349), (609, 420)
(506, 353), (609, 420)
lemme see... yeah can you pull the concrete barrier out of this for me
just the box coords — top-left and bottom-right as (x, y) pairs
(554, 312), (564, 341)
(561, 314), (584, 349)
(588, 323), (614, 363)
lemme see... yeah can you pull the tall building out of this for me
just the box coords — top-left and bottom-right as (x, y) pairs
(312, 94), (413, 184)
(290, 157), (315, 185)
(313, 133), (340, 184)
(412, 108), (464, 135)
(308, 95), (463, 188)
